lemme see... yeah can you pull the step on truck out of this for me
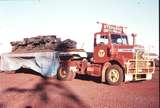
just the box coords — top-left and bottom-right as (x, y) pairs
(57, 22), (155, 85)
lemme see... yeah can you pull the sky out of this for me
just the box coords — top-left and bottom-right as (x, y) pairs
(0, 0), (159, 54)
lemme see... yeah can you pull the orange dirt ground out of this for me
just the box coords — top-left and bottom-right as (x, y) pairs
(0, 69), (159, 108)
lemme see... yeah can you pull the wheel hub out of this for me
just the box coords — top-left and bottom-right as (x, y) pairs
(60, 69), (68, 78)
(109, 69), (119, 82)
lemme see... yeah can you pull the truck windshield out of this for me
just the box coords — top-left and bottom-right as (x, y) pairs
(111, 34), (128, 45)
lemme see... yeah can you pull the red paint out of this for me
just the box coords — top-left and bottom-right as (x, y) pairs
(60, 22), (155, 81)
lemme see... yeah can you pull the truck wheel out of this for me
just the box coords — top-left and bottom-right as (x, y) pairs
(57, 65), (76, 81)
(105, 64), (123, 85)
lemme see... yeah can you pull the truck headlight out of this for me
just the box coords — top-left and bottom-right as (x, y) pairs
(146, 62), (151, 67)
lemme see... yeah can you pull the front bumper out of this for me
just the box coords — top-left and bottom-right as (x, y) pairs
(125, 59), (155, 81)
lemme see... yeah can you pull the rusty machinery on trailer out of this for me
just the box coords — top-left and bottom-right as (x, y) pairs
(57, 22), (155, 85)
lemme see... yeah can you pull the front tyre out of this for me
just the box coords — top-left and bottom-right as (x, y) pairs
(57, 65), (76, 81)
(106, 64), (123, 85)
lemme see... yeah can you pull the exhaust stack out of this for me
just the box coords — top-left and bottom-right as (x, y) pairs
(131, 33), (137, 46)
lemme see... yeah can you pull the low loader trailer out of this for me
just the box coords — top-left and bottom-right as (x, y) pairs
(0, 52), (60, 77)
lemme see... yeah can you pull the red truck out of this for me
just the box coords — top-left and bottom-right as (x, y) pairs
(57, 22), (155, 85)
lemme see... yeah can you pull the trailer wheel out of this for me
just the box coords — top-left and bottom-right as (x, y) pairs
(57, 65), (76, 81)
(105, 64), (123, 85)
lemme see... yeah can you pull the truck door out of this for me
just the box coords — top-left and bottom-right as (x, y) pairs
(93, 34), (111, 63)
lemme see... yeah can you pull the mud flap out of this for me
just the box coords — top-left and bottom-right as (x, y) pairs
(146, 73), (152, 80)
(101, 62), (111, 82)
(125, 74), (133, 82)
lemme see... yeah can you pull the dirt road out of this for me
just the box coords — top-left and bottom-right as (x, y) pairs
(0, 70), (159, 108)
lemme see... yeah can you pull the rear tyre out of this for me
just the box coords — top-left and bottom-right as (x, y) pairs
(105, 64), (123, 85)
(57, 65), (76, 81)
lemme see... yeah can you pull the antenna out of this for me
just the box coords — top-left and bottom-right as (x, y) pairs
(81, 42), (85, 49)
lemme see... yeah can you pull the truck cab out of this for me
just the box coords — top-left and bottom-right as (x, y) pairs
(93, 22), (134, 64)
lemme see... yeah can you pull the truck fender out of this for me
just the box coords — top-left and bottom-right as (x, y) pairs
(101, 62), (111, 82)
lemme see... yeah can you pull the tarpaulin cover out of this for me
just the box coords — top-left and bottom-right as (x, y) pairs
(0, 52), (60, 77)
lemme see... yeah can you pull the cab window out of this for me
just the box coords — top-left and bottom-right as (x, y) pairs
(96, 35), (109, 45)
